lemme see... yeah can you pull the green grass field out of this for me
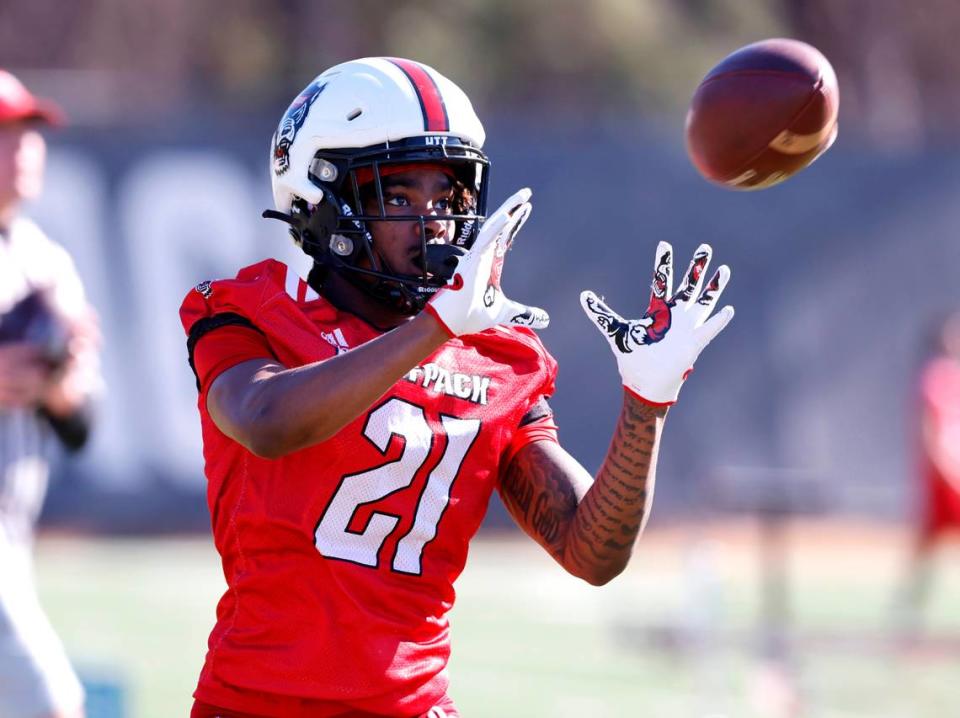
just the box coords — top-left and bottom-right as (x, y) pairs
(34, 519), (960, 718)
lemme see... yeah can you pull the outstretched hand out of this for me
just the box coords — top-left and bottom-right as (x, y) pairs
(580, 242), (734, 405)
(426, 188), (549, 337)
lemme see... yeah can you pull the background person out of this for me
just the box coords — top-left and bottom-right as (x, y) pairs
(896, 310), (960, 638)
(0, 69), (101, 718)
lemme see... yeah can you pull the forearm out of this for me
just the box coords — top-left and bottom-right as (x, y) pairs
(222, 312), (449, 456)
(502, 242), (730, 584)
(498, 392), (666, 586)
(563, 393), (666, 583)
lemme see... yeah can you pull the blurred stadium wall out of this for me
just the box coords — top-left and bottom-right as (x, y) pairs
(2, 0), (957, 532)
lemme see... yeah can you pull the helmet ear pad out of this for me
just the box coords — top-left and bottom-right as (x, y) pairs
(293, 193), (362, 265)
(299, 198), (337, 259)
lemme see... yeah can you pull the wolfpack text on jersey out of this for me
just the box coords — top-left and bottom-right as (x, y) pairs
(403, 363), (491, 405)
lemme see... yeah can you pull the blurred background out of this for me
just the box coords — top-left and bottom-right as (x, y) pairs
(4, 0), (960, 716)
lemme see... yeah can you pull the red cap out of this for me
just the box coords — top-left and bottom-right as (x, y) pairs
(0, 70), (65, 126)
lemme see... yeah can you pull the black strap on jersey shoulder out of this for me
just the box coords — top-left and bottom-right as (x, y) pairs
(519, 396), (553, 427)
(186, 312), (263, 391)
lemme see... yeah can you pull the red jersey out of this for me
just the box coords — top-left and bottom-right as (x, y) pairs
(918, 357), (960, 541)
(179, 259), (558, 717)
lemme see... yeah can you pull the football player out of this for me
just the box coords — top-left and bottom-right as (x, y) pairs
(182, 57), (734, 718)
(895, 310), (960, 639)
(0, 69), (101, 718)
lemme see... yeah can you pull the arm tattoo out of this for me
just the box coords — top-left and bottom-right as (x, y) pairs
(500, 395), (667, 583)
(499, 394), (665, 581)
(500, 444), (582, 559)
(566, 395), (665, 579)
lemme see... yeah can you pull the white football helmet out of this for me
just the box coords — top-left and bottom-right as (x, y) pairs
(265, 57), (490, 314)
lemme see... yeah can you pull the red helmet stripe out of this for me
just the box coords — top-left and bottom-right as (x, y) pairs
(387, 58), (450, 132)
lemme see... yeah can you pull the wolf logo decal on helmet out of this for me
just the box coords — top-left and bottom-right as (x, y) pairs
(272, 80), (327, 176)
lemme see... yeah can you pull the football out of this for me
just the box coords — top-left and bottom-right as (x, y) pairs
(685, 38), (839, 190)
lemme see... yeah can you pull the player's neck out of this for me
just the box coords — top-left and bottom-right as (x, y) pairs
(321, 271), (412, 332)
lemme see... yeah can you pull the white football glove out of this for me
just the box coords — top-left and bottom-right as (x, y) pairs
(426, 188), (549, 337)
(580, 242), (734, 405)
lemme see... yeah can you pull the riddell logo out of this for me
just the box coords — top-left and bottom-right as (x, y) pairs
(404, 363), (491, 405)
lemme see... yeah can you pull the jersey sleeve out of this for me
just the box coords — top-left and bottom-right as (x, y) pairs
(502, 413), (559, 466)
(179, 261), (278, 338)
(500, 328), (562, 466)
(179, 260), (287, 391)
(527, 327), (558, 401)
(43, 240), (88, 320)
(191, 324), (276, 392)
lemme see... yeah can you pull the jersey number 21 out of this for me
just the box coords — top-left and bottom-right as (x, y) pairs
(314, 397), (481, 575)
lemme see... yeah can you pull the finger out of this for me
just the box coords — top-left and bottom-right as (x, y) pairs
(694, 265), (731, 320)
(502, 300), (550, 330)
(673, 244), (712, 306)
(581, 289), (635, 350)
(478, 190), (531, 254)
(485, 187), (532, 230)
(493, 187), (533, 218)
(471, 210), (511, 256)
(695, 304), (735, 349)
(580, 290), (628, 324)
(498, 202), (532, 256)
(648, 241), (673, 306)
(474, 184), (532, 253)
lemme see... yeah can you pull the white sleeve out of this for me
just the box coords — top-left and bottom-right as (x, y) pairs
(16, 218), (104, 400)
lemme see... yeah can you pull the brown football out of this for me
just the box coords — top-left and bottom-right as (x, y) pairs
(685, 38), (839, 190)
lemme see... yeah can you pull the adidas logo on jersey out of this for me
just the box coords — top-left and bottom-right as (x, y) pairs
(403, 363), (491, 405)
(321, 328), (350, 355)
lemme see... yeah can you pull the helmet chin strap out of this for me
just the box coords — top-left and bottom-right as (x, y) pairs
(338, 243), (466, 315)
(421, 243), (466, 281)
